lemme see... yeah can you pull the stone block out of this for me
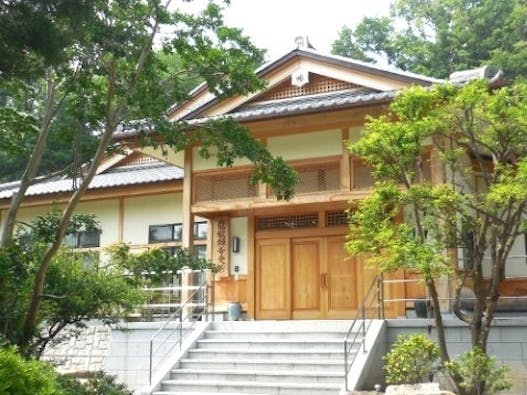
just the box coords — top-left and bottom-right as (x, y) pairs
(385, 383), (441, 395)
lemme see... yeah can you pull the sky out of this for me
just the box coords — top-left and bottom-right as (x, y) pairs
(181, 0), (393, 61)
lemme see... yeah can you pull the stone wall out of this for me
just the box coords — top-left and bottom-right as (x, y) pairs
(383, 318), (527, 395)
(42, 325), (110, 374)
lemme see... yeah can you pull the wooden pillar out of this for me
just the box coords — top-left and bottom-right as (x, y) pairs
(247, 210), (256, 319)
(118, 197), (124, 243)
(340, 128), (351, 191)
(182, 148), (194, 251)
(258, 138), (268, 199)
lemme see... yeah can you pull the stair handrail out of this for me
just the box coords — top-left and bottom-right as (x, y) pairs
(148, 270), (212, 386)
(343, 274), (383, 392)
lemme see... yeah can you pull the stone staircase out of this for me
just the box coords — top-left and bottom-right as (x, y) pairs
(152, 320), (357, 395)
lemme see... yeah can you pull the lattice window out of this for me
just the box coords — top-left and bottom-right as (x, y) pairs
(257, 213), (319, 231)
(194, 171), (257, 202)
(120, 154), (159, 166)
(255, 74), (359, 102)
(326, 211), (348, 226)
(295, 162), (340, 194)
(352, 158), (375, 190)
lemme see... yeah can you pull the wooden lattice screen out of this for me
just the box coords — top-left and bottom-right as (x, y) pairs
(194, 171), (257, 202)
(254, 74), (359, 102)
(120, 154), (159, 166)
(326, 211), (348, 226)
(295, 161), (340, 194)
(257, 213), (319, 231)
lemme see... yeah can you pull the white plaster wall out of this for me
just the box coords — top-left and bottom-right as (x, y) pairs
(138, 146), (184, 168)
(266, 129), (342, 161)
(192, 146), (252, 171)
(229, 217), (248, 275)
(347, 125), (365, 144)
(505, 234), (527, 277)
(76, 200), (119, 247)
(1, 201), (119, 247)
(122, 193), (183, 245)
(1, 205), (54, 234)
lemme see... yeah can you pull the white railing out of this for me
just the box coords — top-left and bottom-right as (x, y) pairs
(147, 269), (213, 385)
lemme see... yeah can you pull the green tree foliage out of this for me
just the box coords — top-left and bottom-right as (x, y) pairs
(0, 211), (143, 356)
(0, 346), (62, 395)
(446, 347), (511, 395)
(0, 0), (298, 350)
(57, 371), (133, 395)
(384, 334), (440, 384)
(332, 0), (527, 79)
(347, 80), (527, 393)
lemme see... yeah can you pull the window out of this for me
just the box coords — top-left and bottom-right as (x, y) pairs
(149, 223), (182, 243)
(64, 230), (101, 248)
(194, 221), (208, 240)
(162, 246), (182, 256)
(194, 245), (207, 260)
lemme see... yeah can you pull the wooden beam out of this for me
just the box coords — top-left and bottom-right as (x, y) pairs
(243, 105), (388, 137)
(0, 181), (183, 210)
(191, 190), (370, 215)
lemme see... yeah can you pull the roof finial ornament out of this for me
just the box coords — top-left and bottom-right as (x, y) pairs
(294, 35), (315, 50)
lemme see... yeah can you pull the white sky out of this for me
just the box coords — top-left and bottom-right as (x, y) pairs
(176, 0), (393, 61)
(222, 0), (392, 60)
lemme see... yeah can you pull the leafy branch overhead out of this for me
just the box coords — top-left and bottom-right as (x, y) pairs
(0, 0), (297, 353)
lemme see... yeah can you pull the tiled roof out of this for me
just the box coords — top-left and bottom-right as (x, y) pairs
(0, 161), (183, 200)
(222, 87), (392, 121)
(113, 88), (397, 139)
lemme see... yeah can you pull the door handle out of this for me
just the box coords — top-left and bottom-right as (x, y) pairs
(321, 273), (328, 288)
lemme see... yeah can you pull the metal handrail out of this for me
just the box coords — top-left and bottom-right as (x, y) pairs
(343, 274), (383, 392)
(148, 271), (212, 385)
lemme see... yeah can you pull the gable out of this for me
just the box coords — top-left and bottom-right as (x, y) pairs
(167, 49), (440, 122)
(247, 73), (363, 103)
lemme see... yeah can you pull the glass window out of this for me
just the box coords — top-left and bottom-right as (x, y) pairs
(149, 224), (182, 243)
(194, 244), (207, 259)
(78, 230), (100, 248)
(64, 230), (100, 248)
(149, 224), (173, 243)
(194, 221), (208, 240)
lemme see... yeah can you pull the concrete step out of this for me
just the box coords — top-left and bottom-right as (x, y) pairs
(153, 393), (269, 395)
(204, 329), (348, 340)
(210, 320), (353, 332)
(156, 379), (341, 395)
(195, 338), (346, 351)
(179, 357), (344, 372)
(169, 368), (342, 384)
(187, 347), (347, 361)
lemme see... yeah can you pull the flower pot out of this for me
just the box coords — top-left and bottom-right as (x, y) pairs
(227, 301), (242, 321)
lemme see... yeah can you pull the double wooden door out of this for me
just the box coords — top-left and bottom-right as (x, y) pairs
(255, 236), (358, 319)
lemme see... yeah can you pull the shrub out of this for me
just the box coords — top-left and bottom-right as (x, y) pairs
(0, 346), (61, 395)
(445, 347), (511, 395)
(384, 334), (440, 384)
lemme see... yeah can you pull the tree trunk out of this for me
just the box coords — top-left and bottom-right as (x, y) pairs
(428, 278), (450, 362)
(0, 75), (63, 247)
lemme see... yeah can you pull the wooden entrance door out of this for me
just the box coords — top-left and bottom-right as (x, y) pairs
(256, 236), (358, 319)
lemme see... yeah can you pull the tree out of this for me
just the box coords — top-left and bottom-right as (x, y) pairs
(0, 210), (218, 357)
(0, 0), (298, 351)
(346, 80), (527, 394)
(332, 0), (527, 79)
